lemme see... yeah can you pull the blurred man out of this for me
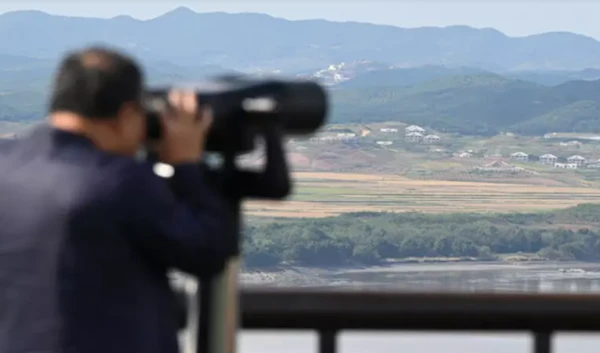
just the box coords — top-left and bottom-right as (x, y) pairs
(0, 47), (231, 353)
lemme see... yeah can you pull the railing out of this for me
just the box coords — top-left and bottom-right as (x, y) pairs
(240, 289), (600, 353)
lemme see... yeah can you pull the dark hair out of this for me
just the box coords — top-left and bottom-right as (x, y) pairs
(49, 46), (144, 119)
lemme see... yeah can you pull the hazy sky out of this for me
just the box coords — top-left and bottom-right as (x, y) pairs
(1, 1), (600, 40)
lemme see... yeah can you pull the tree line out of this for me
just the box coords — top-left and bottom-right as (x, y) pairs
(242, 204), (600, 268)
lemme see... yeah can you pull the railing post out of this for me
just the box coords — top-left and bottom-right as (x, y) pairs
(241, 290), (600, 353)
(318, 330), (337, 353)
(533, 331), (552, 353)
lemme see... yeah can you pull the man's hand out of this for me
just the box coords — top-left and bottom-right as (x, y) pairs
(158, 90), (213, 165)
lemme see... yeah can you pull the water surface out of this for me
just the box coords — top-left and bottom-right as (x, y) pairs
(238, 262), (600, 353)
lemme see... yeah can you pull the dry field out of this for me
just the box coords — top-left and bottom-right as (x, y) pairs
(244, 172), (600, 218)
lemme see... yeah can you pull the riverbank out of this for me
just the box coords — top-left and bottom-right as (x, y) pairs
(240, 256), (596, 286)
(243, 252), (550, 274)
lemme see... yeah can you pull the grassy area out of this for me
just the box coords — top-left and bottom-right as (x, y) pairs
(290, 123), (600, 182)
(244, 172), (600, 218)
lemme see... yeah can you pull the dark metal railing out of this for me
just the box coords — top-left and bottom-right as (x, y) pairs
(240, 289), (600, 353)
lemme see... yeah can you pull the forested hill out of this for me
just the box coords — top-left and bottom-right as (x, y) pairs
(335, 65), (600, 89)
(0, 68), (599, 137)
(330, 74), (600, 136)
(1, 72), (599, 137)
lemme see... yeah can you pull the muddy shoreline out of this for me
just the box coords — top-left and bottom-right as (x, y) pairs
(240, 258), (598, 287)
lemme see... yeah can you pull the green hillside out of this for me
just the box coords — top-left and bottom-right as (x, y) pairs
(1, 67), (600, 136)
(339, 65), (600, 89)
(330, 75), (600, 136)
(511, 100), (600, 135)
(338, 66), (490, 89)
(0, 62), (228, 121)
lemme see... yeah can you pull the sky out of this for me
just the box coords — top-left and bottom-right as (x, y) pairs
(0, 1), (599, 40)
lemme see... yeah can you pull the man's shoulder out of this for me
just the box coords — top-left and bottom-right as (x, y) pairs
(98, 155), (151, 176)
(0, 138), (16, 151)
(89, 155), (157, 192)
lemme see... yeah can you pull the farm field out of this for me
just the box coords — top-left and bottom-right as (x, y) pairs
(244, 172), (600, 218)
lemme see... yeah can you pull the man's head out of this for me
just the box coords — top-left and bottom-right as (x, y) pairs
(49, 46), (146, 156)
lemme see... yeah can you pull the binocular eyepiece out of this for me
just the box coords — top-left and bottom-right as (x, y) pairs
(143, 75), (328, 154)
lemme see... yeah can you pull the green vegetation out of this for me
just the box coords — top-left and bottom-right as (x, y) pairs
(338, 66), (489, 89)
(330, 74), (600, 136)
(510, 100), (600, 135)
(242, 204), (600, 268)
(1, 62), (600, 140)
(340, 65), (600, 89)
(0, 61), (227, 123)
(1, 67), (600, 140)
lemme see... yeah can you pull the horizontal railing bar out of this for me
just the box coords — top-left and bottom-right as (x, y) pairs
(240, 289), (600, 331)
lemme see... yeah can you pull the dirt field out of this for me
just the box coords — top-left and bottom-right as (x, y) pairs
(244, 172), (600, 218)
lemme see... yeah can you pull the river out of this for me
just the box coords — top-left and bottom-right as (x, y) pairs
(237, 262), (600, 353)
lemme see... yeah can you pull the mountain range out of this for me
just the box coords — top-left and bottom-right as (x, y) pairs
(2, 7), (600, 72)
(1, 8), (600, 136)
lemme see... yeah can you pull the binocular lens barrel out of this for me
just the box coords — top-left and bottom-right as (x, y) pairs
(144, 77), (328, 153)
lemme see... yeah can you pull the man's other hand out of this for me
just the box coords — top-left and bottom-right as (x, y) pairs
(158, 90), (213, 165)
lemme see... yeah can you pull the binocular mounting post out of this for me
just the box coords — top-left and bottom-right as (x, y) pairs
(195, 124), (291, 353)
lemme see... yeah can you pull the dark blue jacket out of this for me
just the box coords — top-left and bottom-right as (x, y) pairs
(0, 126), (230, 353)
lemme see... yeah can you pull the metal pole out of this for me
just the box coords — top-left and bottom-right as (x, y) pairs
(197, 247), (240, 353)
(197, 124), (289, 353)
(179, 274), (198, 353)
(533, 331), (552, 353)
(318, 330), (337, 353)
(207, 257), (241, 353)
(198, 147), (241, 353)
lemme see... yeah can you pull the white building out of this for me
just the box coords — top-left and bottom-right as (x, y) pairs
(560, 141), (583, 147)
(454, 152), (473, 159)
(510, 152), (529, 162)
(405, 125), (425, 134)
(567, 155), (586, 167)
(430, 148), (448, 153)
(380, 128), (398, 133)
(424, 134), (441, 143)
(555, 163), (579, 169)
(475, 161), (522, 172)
(539, 154), (558, 165)
(309, 134), (355, 143)
(336, 133), (356, 138)
(405, 132), (423, 142)
(376, 141), (393, 146)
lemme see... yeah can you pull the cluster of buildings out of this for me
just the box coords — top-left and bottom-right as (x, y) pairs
(308, 132), (357, 143)
(375, 125), (441, 145)
(401, 125), (441, 143)
(308, 124), (442, 147)
(452, 150), (600, 170)
(509, 152), (598, 169)
(474, 161), (524, 173)
(305, 125), (599, 172)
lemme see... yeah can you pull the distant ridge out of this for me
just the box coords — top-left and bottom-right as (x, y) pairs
(0, 8), (598, 71)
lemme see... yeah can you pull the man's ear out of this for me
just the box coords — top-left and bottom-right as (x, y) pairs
(117, 101), (137, 119)
(111, 102), (137, 130)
